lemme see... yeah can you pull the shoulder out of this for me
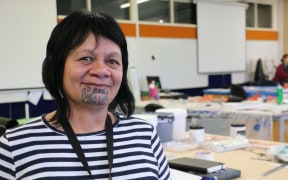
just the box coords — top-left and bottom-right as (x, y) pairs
(4, 115), (47, 138)
(115, 113), (156, 133)
(119, 114), (154, 127)
(278, 64), (285, 69)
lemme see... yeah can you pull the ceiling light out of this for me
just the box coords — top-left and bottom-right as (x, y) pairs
(120, 0), (150, 9)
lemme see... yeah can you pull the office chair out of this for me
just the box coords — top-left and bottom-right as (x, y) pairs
(254, 58), (265, 83)
(144, 103), (164, 112)
(227, 85), (247, 102)
(0, 117), (19, 136)
(0, 124), (5, 136)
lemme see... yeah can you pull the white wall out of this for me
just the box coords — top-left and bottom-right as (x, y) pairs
(232, 40), (279, 84)
(129, 36), (280, 90)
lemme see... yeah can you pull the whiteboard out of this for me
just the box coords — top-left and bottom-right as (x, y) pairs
(197, 1), (247, 74)
(127, 37), (208, 90)
(0, 0), (57, 90)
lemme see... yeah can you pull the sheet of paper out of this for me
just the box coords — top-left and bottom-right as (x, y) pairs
(170, 168), (202, 180)
(27, 90), (43, 105)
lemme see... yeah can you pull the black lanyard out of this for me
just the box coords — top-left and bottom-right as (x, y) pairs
(60, 113), (114, 180)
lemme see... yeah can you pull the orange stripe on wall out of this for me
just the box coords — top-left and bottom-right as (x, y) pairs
(119, 23), (136, 37)
(246, 30), (278, 40)
(58, 17), (279, 41)
(57, 18), (137, 37)
(139, 24), (197, 38)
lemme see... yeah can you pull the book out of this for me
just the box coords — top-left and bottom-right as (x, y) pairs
(189, 167), (241, 180)
(168, 157), (225, 174)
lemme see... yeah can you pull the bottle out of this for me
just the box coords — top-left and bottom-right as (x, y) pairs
(149, 80), (155, 99)
(155, 82), (160, 100)
(277, 83), (283, 104)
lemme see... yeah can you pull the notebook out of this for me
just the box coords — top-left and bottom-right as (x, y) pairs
(189, 167), (241, 180)
(168, 157), (225, 174)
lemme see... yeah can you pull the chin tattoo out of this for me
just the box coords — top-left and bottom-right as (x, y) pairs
(81, 86), (109, 105)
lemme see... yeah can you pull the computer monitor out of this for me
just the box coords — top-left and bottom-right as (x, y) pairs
(146, 76), (162, 89)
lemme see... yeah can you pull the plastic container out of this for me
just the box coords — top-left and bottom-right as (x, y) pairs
(141, 91), (150, 101)
(189, 126), (205, 142)
(156, 113), (174, 142)
(230, 123), (246, 138)
(132, 113), (173, 142)
(156, 108), (187, 141)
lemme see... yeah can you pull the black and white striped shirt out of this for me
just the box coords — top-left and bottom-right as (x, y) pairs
(0, 113), (171, 179)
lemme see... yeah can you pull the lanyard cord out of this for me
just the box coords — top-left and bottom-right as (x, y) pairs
(60, 114), (114, 180)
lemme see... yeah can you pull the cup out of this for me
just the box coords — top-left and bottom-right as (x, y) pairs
(194, 151), (214, 161)
(230, 123), (246, 138)
(189, 126), (205, 142)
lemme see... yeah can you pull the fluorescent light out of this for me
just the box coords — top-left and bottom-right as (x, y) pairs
(120, 0), (150, 9)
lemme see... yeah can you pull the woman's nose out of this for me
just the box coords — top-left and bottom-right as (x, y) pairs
(89, 61), (110, 77)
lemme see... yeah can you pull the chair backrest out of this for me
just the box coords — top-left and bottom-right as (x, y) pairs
(0, 124), (6, 136)
(254, 58), (265, 82)
(144, 103), (164, 112)
(230, 84), (246, 99)
(0, 117), (19, 136)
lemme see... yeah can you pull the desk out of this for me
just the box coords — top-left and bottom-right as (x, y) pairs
(135, 99), (288, 142)
(203, 86), (288, 99)
(166, 134), (288, 179)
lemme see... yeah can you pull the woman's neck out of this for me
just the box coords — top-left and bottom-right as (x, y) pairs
(46, 110), (115, 134)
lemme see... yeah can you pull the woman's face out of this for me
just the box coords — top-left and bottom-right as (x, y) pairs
(63, 33), (123, 109)
(283, 56), (288, 65)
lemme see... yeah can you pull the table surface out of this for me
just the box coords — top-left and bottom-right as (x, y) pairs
(203, 86), (288, 97)
(135, 99), (288, 142)
(166, 134), (288, 179)
(136, 99), (288, 117)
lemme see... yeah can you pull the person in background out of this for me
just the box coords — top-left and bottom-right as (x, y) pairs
(0, 11), (170, 179)
(273, 54), (288, 83)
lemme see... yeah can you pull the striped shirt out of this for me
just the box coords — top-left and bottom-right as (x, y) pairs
(0, 113), (171, 180)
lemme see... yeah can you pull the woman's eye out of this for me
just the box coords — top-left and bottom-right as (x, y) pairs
(107, 59), (120, 66)
(79, 56), (93, 62)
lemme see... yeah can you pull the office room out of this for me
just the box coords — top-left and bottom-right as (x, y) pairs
(1, 0), (288, 179)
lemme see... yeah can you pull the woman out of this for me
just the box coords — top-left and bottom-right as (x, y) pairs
(0, 11), (170, 179)
(273, 54), (288, 83)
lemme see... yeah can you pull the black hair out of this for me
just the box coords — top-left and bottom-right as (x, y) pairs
(42, 11), (135, 124)
(281, 54), (288, 63)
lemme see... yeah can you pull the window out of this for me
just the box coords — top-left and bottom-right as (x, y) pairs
(138, 0), (170, 23)
(57, 0), (86, 16)
(245, 1), (273, 29)
(174, 0), (196, 24)
(56, 0), (197, 25)
(56, 0), (274, 28)
(257, 3), (272, 28)
(56, 0), (130, 20)
(137, 0), (196, 24)
(91, 0), (130, 20)
(246, 2), (255, 27)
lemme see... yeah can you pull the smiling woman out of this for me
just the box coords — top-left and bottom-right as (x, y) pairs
(0, 10), (171, 180)
(63, 34), (123, 107)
